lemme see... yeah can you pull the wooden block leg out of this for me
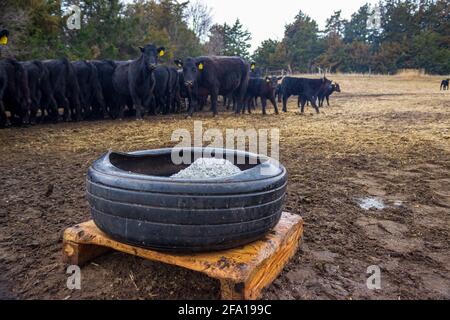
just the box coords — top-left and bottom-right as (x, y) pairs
(243, 228), (303, 300)
(63, 240), (110, 266)
(219, 223), (303, 300)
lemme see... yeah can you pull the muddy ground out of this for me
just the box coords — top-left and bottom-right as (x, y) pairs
(0, 74), (449, 300)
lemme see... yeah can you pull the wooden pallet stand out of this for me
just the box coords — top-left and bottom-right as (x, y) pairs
(62, 212), (303, 300)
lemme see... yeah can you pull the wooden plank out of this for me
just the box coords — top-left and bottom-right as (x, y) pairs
(62, 212), (304, 299)
(243, 222), (303, 299)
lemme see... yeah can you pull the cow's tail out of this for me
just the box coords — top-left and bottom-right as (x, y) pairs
(62, 57), (80, 91)
(7, 58), (30, 102)
(32, 60), (46, 82)
(235, 60), (250, 112)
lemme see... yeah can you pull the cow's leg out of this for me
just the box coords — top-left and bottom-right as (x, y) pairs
(198, 96), (205, 112)
(29, 100), (38, 125)
(135, 98), (144, 120)
(235, 94), (242, 114)
(55, 91), (71, 122)
(310, 97), (320, 114)
(118, 103), (125, 120)
(241, 95), (248, 114)
(70, 95), (82, 122)
(18, 102), (30, 125)
(247, 96), (252, 114)
(300, 98), (307, 113)
(326, 96), (330, 106)
(261, 97), (267, 115)
(270, 96), (279, 114)
(282, 95), (288, 113)
(46, 95), (59, 123)
(186, 89), (196, 118)
(0, 101), (10, 127)
(211, 90), (219, 116)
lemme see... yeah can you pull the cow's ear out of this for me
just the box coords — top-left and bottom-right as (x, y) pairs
(174, 59), (183, 68)
(197, 61), (204, 71)
(139, 46), (144, 52)
(157, 47), (165, 57)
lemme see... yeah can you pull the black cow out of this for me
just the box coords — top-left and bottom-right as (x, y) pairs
(244, 76), (280, 115)
(90, 59), (118, 119)
(72, 60), (105, 119)
(0, 58), (31, 125)
(319, 82), (340, 107)
(35, 62), (57, 122)
(151, 65), (171, 115)
(0, 62), (8, 127)
(168, 67), (181, 113)
(299, 82), (341, 108)
(42, 58), (82, 121)
(278, 76), (332, 113)
(112, 44), (165, 120)
(174, 56), (250, 117)
(20, 60), (48, 124)
(441, 79), (449, 91)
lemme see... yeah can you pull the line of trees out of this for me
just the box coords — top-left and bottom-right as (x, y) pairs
(1, 0), (448, 74)
(252, 0), (450, 75)
(0, 0), (252, 61)
(0, 0), (205, 62)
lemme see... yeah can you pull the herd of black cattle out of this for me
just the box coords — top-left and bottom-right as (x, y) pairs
(0, 43), (344, 127)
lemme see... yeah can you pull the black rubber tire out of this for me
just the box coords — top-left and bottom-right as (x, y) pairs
(87, 148), (287, 252)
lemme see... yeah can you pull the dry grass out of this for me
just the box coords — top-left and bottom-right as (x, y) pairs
(396, 68), (427, 77)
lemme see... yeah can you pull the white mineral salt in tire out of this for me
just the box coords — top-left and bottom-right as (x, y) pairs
(171, 158), (242, 179)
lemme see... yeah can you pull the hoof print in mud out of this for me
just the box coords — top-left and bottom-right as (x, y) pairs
(87, 148), (287, 253)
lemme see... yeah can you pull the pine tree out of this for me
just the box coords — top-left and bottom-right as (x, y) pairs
(222, 19), (252, 59)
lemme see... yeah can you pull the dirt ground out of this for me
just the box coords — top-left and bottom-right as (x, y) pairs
(0, 74), (449, 300)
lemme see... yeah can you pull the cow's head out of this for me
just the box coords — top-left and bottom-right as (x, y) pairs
(333, 82), (341, 93)
(174, 57), (203, 88)
(139, 44), (165, 71)
(265, 76), (280, 91)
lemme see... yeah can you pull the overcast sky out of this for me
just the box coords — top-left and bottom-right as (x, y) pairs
(123, 0), (378, 53)
(204, 0), (378, 52)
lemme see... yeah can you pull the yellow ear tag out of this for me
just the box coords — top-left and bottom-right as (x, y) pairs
(251, 64), (255, 70)
(198, 63), (204, 70)
(159, 50), (165, 57)
(0, 36), (8, 46)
